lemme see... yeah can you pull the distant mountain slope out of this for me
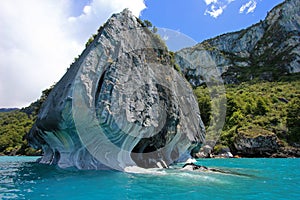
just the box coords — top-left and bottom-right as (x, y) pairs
(176, 0), (300, 85)
(0, 108), (19, 113)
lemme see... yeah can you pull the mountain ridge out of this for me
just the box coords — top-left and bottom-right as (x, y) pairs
(176, 0), (299, 86)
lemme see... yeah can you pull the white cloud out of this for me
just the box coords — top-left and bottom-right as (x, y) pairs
(203, 0), (234, 18)
(203, 0), (260, 18)
(239, 0), (257, 14)
(0, 0), (146, 108)
(204, 0), (218, 5)
(205, 5), (225, 18)
(83, 5), (92, 15)
(239, 1), (252, 13)
(246, 1), (257, 13)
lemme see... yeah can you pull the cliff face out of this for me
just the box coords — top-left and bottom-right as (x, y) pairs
(27, 9), (205, 170)
(176, 0), (300, 85)
(234, 128), (280, 157)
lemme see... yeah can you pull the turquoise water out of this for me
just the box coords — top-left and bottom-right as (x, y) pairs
(0, 157), (299, 200)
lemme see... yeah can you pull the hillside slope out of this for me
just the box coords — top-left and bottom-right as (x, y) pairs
(176, 0), (300, 85)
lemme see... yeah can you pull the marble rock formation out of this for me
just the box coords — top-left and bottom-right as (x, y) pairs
(27, 9), (205, 170)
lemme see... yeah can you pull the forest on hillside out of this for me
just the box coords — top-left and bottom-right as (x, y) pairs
(194, 75), (300, 154)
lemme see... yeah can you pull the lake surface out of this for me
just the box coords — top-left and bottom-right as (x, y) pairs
(0, 156), (299, 199)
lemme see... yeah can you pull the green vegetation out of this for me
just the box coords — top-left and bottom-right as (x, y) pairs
(85, 33), (97, 48)
(143, 19), (152, 28)
(286, 97), (300, 143)
(194, 76), (300, 149)
(169, 51), (182, 74)
(0, 86), (54, 155)
(137, 18), (158, 33)
(0, 111), (37, 155)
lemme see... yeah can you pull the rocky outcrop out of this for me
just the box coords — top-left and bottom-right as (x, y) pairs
(27, 9), (205, 170)
(176, 0), (300, 86)
(271, 147), (300, 158)
(234, 128), (280, 157)
(234, 131), (300, 157)
(195, 144), (213, 158)
(195, 142), (233, 158)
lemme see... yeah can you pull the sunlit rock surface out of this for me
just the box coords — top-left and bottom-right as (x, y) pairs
(27, 9), (205, 170)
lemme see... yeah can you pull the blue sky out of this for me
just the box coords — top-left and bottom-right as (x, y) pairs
(0, 0), (284, 107)
(141, 0), (283, 43)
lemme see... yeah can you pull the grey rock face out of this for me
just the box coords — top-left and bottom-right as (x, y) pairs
(176, 0), (300, 86)
(234, 131), (280, 157)
(27, 9), (205, 170)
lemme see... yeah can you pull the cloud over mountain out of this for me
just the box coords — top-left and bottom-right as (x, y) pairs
(204, 0), (259, 18)
(239, 0), (258, 14)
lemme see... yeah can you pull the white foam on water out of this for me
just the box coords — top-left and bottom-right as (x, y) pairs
(168, 171), (224, 183)
(124, 165), (231, 185)
(124, 166), (167, 175)
(185, 158), (197, 164)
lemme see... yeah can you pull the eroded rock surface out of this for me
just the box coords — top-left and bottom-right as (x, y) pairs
(27, 9), (205, 170)
(234, 129), (280, 157)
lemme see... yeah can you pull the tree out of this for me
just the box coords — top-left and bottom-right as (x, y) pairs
(254, 97), (269, 115)
(286, 98), (300, 143)
(0, 111), (35, 155)
(227, 110), (245, 128)
(225, 96), (238, 120)
(152, 26), (158, 33)
(198, 95), (211, 126)
(143, 20), (152, 28)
